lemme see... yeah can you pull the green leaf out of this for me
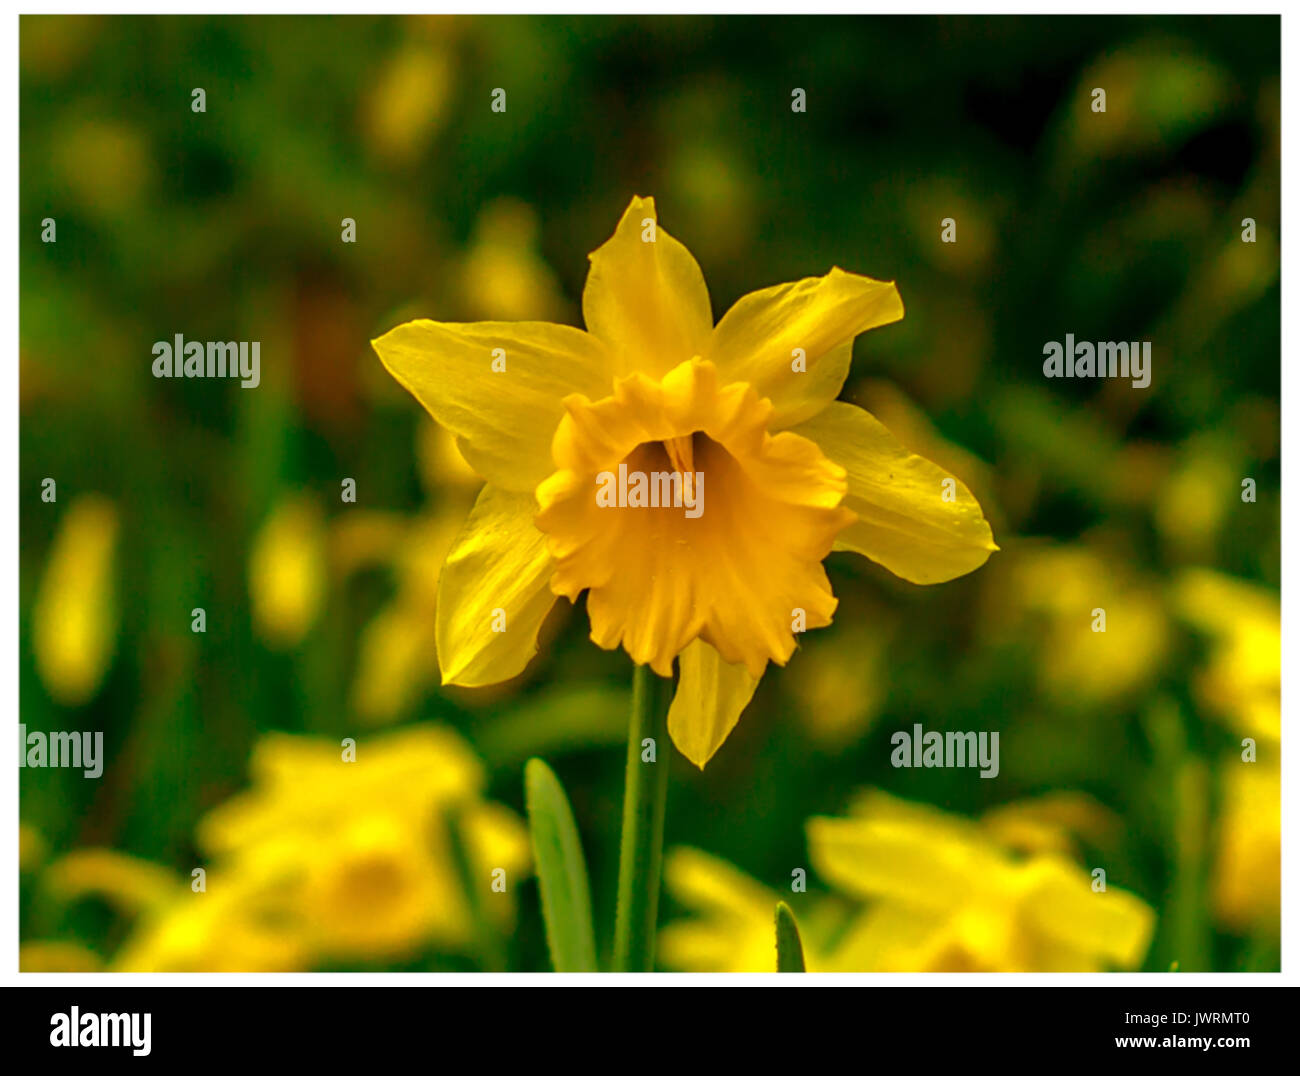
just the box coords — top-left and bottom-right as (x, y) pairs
(775, 902), (807, 973)
(525, 758), (598, 973)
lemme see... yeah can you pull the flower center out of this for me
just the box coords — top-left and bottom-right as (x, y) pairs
(535, 358), (855, 677)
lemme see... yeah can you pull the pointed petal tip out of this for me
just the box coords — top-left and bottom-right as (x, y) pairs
(673, 735), (714, 770)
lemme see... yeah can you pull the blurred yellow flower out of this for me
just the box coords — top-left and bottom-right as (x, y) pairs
(33, 493), (119, 706)
(659, 847), (787, 972)
(20, 823), (47, 873)
(113, 859), (312, 973)
(363, 40), (453, 163)
(46, 847), (178, 918)
(53, 118), (150, 215)
(20, 942), (103, 972)
(249, 494), (327, 649)
(1004, 542), (1169, 705)
(659, 847), (841, 973)
(1172, 568), (1280, 742)
(1153, 438), (1238, 556)
(41, 727), (530, 971)
(348, 519), (460, 720)
(783, 617), (893, 747)
(41, 847), (305, 972)
(808, 791), (1154, 972)
(1065, 46), (1228, 160)
(343, 424), (489, 722)
(374, 195), (996, 766)
(1212, 758), (1279, 934)
(1171, 569), (1280, 937)
(459, 199), (566, 322)
(195, 726), (529, 963)
(979, 792), (1119, 859)
(661, 791), (1148, 973)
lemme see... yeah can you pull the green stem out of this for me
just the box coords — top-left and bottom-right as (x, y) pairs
(612, 663), (671, 972)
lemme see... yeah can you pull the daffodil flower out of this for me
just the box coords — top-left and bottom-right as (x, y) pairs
(808, 791), (1155, 972)
(35, 727), (530, 971)
(373, 196), (996, 767)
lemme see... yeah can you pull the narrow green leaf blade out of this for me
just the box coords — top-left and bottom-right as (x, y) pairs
(775, 901), (807, 973)
(525, 758), (598, 973)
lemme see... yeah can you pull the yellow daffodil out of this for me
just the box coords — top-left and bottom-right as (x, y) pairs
(33, 493), (119, 706)
(808, 791), (1155, 972)
(40, 727), (530, 971)
(659, 846), (845, 972)
(373, 196), (996, 766)
(1170, 569), (1279, 936)
(63, 851), (311, 973)
(34, 846), (305, 972)
(999, 541), (1169, 705)
(660, 791), (1144, 972)
(248, 493), (328, 649)
(1172, 568), (1280, 742)
(657, 847), (785, 972)
(195, 726), (530, 963)
(1212, 757), (1280, 934)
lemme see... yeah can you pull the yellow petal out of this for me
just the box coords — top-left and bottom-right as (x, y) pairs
(667, 639), (760, 768)
(663, 845), (775, 920)
(582, 195), (713, 379)
(807, 812), (1002, 913)
(795, 402), (997, 583)
(45, 849), (179, 916)
(1017, 858), (1155, 969)
(372, 320), (612, 491)
(704, 269), (903, 428)
(659, 847), (781, 972)
(437, 485), (556, 686)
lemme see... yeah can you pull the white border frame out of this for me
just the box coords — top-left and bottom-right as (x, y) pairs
(5, 1), (1292, 988)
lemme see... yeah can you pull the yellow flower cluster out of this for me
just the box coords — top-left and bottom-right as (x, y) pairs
(662, 791), (1154, 973)
(25, 727), (529, 972)
(1173, 569), (1280, 934)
